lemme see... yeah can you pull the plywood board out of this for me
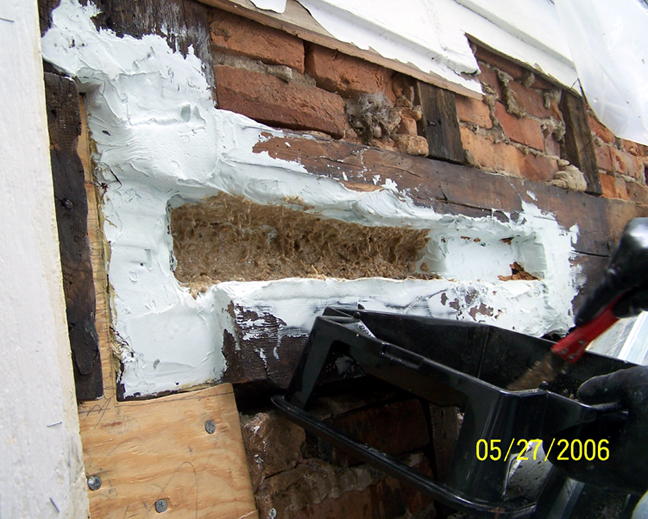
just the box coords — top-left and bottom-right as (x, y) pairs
(79, 385), (257, 519)
(76, 95), (258, 519)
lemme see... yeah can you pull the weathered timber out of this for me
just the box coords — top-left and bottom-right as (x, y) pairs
(561, 91), (602, 195)
(39, 0), (215, 87)
(416, 81), (465, 163)
(254, 134), (648, 257)
(45, 73), (102, 401)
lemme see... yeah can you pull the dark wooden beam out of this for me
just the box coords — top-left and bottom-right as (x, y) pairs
(416, 82), (465, 164)
(44, 73), (102, 401)
(561, 92), (602, 195)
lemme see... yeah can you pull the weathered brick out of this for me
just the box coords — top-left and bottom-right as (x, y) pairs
(621, 138), (641, 156)
(544, 134), (561, 157)
(331, 399), (429, 457)
(397, 115), (418, 136)
(494, 102), (544, 150)
(520, 153), (558, 182)
(460, 127), (522, 176)
(478, 64), (502, 99)
(626, 180), (648, 205)
(214, 65), (348, 137)
(305, 45), (393, 97)
(456, 95), (492, 128)
(507, 81), (553, 118)
(588, 113), (615, 144)
(394, 134), (428, 156)
(241, 411), (306, 490)
(611, 147), (643, 179)
(599, 173), (630, 200)
(594, 143), (613, 171)
(475, 46), (524, 80)
(211, 10), (304, 72)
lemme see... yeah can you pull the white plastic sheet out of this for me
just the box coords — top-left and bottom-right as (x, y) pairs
(555, 0), (648, 146)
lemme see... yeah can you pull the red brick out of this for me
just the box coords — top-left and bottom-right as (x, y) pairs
(394, 135), (428, 156)
(475, 46), (524, 80)
(507, 81), (553, 118)
(611, 147), (643, 179)
(477, 64), (502, 99)
(599, 173), (630, 200)
(494, 102), (544, 150)
(520, 154), (558, 182)
(587, 113), (615, 144)
(396, 115), (418, 136)
(456, 95), (492, 128)
(626, 180), (648, 205)
(305, 45), (392, 96)
(595, 143), (613, 171)
(211, 11), (304, 72)
(460, 127), (522, 176)
(215, 65), (347, 137)
(544, 134), (561, 157)
(621, 138), (641, 156)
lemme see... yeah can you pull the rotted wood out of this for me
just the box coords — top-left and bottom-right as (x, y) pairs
(416, 81), (465, 163)
(254, 134), (647, 257)
(44, 73), (102, 401)
(38, 0), (215, 87)
(560, 91), (602, 196)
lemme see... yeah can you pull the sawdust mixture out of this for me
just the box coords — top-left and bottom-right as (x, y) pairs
(170, 192), (433, 289)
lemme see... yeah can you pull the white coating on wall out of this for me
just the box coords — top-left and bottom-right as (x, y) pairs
(0, 1), (88, 517)
(43, 0), (580, 398)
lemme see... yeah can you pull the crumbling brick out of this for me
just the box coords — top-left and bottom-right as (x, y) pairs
(611, 147), (643, 180)
(305, 45), (393, 98)
(506, 81), (553, 119)
(599, 173), (630, 200)
(475, 46), (523, 80)
(455, 95), (492, 128)
(214, 65), (348, 137)
(394, 134), (429, 156)
(594, 143), (614, 172)
(521, 153), (558, 183)
(625, 180), (648, 205)
(494, 102), (544, 150)
(478, 64), (502, 99)
(210, 10), (304, 72)
(460, 127), (522, 176)
(240, 411), (306, 490)
(588, 113), (616, 144)
(397, 115), (418, 136)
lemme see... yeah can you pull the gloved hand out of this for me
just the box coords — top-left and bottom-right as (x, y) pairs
(552, 366), (648, 494)
(575, 218), (648, 326)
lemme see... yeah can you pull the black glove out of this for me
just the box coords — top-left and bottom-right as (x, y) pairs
(575, 218), (648, 326)
(552, 366), (648, 494)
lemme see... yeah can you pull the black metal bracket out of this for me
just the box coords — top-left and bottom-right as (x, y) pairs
(273, 307), (635, 517)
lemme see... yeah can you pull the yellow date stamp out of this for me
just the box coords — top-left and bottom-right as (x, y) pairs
(475, 438), (610, 462)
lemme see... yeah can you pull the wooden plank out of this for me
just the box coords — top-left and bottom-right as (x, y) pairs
(79, 384), (257, 519)
(253, 134), (648, 257)
(75, 96), (257, 519)
(416, 81), (465, 163)
(197, 0), (482, 100)
(560, 91), (602, 195)
(44, 72), (102, 401)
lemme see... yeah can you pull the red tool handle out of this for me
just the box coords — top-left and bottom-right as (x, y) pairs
(551, 301), (619, 363)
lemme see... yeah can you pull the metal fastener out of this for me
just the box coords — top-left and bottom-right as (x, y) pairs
(154, 499), (168, 513)
(87, 475), (102, 491)
(204, 420), (216, 434)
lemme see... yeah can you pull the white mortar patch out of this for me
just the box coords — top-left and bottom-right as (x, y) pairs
(43, 0), (580, 397)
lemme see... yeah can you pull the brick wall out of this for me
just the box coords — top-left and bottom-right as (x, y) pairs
(206, 7), (648, 518)
(209, 8), (648, 206)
